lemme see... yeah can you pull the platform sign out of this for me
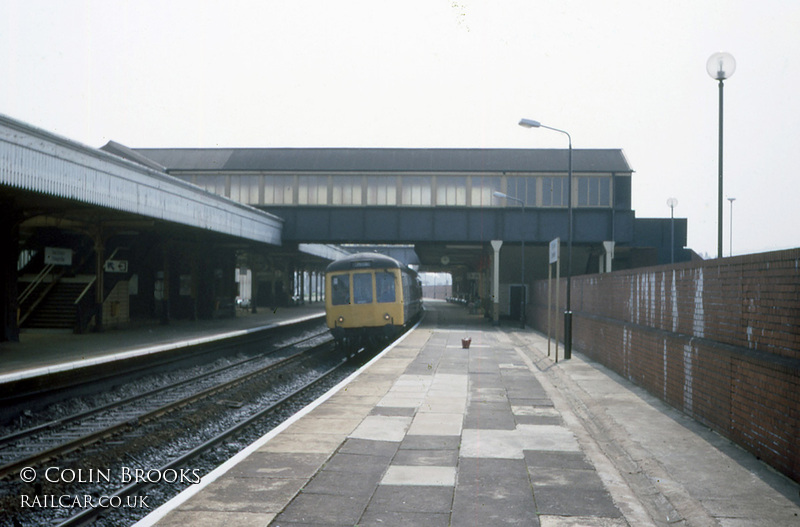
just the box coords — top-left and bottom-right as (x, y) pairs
(104, 260), (129, 273)
(549, 238), (560, 264)
(44, 247), (72, 266)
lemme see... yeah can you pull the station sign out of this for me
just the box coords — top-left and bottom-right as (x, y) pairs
(44, 247), (72, 266)
(549, 238), (560, 264)
(104, 260), (129, 273)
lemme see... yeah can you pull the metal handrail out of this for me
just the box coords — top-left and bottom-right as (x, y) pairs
(73, 277), (97, 305)
(18, 264), (55, 305)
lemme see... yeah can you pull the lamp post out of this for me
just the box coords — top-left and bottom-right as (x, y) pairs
(667, 197), (678, 264)
(727, 197), (736, 256)
(493, 190), (525, 328)
(707, 52), (736, 259)
(519, 118), (572, 359)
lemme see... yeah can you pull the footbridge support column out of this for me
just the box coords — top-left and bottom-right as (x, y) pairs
(491, 240), (502, 326)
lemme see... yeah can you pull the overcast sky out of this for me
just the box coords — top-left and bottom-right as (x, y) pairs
(2, 0), (798, 258)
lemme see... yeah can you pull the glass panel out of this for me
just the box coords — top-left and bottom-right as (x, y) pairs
(436, 176), (466, 206)
(507, 176), (523, 203)
(401, 176), (432, 206)
(576, 176), (611, 207)
(367, 176), (397, 205)
(526, 177), (536, 205)
(506, 176), (535, 206)
(353, 273), (373, 304)
(599, 177), (611, 206)
(298, 176), (328, 205)
(589, 177), (599, 206)
(578, 177), (589, 206)
(230, 175), (260, 204)
(264, 176), (294, 204)
(195, 175), (226, 197)
(331, 274), (350, 305)
(471, 176), (502, 206)
(332, 176), (363, 205)
(542, 177), (566, 207)
(376, 272), (396, 303)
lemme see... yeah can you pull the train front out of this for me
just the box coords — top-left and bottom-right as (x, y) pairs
(324, 253), (407, 346)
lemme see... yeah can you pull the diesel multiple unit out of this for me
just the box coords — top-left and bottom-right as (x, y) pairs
(324, 253), (422, 347)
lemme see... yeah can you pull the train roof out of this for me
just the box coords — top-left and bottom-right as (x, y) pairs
(325, 252), (415, 273)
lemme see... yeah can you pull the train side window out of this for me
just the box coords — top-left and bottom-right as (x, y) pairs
(331, 275), (350, 305)
(376, 272), (396, 303)
(353, 273), (373, 304)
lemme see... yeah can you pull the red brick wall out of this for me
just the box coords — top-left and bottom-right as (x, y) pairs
(530, 248), (800, 482)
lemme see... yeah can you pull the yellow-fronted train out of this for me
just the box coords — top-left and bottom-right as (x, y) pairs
(325, 253), (423, 348)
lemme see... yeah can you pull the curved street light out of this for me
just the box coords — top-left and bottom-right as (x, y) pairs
(519, 118), (573, 359)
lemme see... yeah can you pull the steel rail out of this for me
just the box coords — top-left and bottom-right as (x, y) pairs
(55, 354), (349, 527)
(0, 334), (333, 480)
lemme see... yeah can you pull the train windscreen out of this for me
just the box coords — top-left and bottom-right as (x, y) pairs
(331, 275), (350, 305)
(353, 273), (373, 304)
(376, 272), (396, 303)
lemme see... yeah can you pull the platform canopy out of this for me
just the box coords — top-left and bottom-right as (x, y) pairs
(0, 114), (283, 246)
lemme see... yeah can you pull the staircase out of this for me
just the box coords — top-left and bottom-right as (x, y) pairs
(21, 281), (88, 330)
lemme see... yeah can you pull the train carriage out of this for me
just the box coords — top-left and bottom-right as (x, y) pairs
(325, 253), (422, 347)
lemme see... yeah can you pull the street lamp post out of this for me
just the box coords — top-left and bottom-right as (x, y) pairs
(667, 198), (678, 264)
(493, 191), (525, 329)
(707, 52), (736, 259)
(519, 118), (572, 359)
(728, 197), (736, 256)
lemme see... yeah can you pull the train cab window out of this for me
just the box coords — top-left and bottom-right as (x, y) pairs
(331, 275), (350, 305)
(353, 273), (373, 304)
(376, 272), (396, 303)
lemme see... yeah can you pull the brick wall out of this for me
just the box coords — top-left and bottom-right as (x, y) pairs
(530, 248), (800, 482)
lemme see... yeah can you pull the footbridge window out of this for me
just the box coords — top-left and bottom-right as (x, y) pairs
(188, 172), (613, 209)
(577, 176), (612, 207)
(401, 176), (432, 206)
(264, 175), (294, 204)
(471, 175), (502, 207)
(332, 175), (363, 205)
(230, 175), (260, 204)
(298, 176), (328, 205)
(506, 176), (537, 206)
(436, 176), (467, 206)
(367, 176), (397, 205)
(542, 177), (568, 207)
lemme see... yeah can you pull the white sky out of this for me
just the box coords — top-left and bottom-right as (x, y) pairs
(2, 0), (799, 258)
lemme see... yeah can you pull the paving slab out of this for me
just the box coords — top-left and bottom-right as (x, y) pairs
(137, 302), (800, 527)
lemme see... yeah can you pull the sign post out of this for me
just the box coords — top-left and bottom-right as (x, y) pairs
(548, 238), (560, 361)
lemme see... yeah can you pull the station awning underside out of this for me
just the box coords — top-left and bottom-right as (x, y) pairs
(0, 115), (283, 246)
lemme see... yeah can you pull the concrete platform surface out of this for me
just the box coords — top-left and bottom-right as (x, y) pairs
(136, 301), (800, 527)
(0, 304), (325, 383)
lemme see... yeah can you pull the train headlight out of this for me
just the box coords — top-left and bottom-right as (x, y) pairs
(337, 316), (345, 325)
(383, 313), (391, 321)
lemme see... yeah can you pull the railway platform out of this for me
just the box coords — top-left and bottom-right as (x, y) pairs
(136, 300), (800, 527)
(0, 304), (325, 384)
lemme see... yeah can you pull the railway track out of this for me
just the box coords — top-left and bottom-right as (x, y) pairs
(1, 326), (372, 526)
(55, 352), (350, 527)
(0, 330), (333, 481)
